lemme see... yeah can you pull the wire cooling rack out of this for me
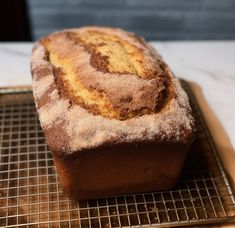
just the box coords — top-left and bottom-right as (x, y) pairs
(0, 83), (235, 228)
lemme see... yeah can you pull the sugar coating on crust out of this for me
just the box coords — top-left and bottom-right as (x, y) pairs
(38, 98), (70, 127)
(31, 27), (195, 153)
(39, 27), (167, 120)
(33, 75), (54, 99)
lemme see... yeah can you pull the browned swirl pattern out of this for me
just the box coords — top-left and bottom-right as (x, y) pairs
(40, 27), (172, 120)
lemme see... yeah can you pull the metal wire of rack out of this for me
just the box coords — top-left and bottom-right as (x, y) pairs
(0, 84), (235, 227)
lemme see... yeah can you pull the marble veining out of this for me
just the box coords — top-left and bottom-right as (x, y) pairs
(0, 41), (234, 150)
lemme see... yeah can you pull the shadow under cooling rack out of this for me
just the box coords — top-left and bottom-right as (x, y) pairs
(0, 84), (235, 227)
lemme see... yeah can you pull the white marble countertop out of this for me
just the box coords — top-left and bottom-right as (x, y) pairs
(0, 41), (234, 151)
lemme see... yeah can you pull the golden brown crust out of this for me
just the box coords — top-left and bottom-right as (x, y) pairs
(39, 27), (172, 120)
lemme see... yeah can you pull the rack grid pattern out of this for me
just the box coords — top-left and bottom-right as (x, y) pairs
(0, 85), (235, 227)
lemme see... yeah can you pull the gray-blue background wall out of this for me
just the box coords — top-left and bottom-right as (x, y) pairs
(27, 0), (235, 41)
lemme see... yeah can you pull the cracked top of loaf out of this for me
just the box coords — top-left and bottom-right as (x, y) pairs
(31, 26), (195, 154)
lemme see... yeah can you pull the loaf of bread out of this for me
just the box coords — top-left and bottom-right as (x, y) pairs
(31, 26), (195, 200)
